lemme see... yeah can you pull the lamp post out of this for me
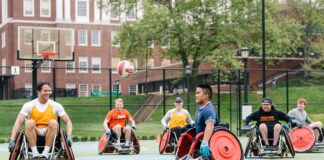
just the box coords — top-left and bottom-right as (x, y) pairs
(261, 0), (266, 98)
(240, 47), (249, 105)
(185, 65), (191, 113)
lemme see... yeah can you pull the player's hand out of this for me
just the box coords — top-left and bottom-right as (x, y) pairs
(282, 123), (291, 131)
(67, 135), (73, 147)
(8, 139), (15, 152)
(295, 121), (303, 128)
(200, 141), (211, 158)
(248, 122), (255, 129)
(106, 129), (111, 137)
(132, 125), (137, 130)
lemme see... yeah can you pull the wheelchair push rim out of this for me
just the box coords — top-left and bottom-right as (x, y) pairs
(159, 129), (171, 154)
(209, 129), (243, 160)
(289, 126), (315, 152)
(98, 132), (109, 154)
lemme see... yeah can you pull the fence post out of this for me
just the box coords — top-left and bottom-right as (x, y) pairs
(52, 67), (56, 101)
(109, 68), (112, 111)
(286, 70), (289, 113)
(238, 69), (242, 136)
(163, 69), (166, 115)
(217, 69), (221, 121)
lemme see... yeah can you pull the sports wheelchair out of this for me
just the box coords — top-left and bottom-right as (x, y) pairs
(244, 125), (295, 158)
(175, 125), (243, 160)
(289, 125), (324, 152)
(98, 129), (140, 155)
(9, 129), (74, 160)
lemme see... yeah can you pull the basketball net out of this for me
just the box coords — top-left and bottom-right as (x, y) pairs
(41, 52), (57, 69)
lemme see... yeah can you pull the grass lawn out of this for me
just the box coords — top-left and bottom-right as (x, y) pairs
(0, 84), (323, 141)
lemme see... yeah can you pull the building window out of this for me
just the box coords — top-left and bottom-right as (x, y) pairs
(66, 83), (75, 89)
(92, 84), (101, 92)
(1, 59), (6, 74)
(65, 31), (72, 46)
(66, 61), (75, 73)
(129, 84), (137, 95)
(25, 61), (32, 73)
(92, 57), (101, 73)
(24, 29), (32, 45)
(111, 57), (120, 73)
(40, 0), (51, 17)
(78, 30), (87, 46)
(126, 3), (136, 20)
(24, 0), (34, 16)
(79, 84), (88, 97)
(1, 32), (5, 48)
(111, 31), (120, 47)
(41, 31), (50, 41)
(113, 84), (120, 92)
(77, 0), (88, 17)
(41, 61), (51, 73)
(79, 57), (88, 73)
(91, 30), (101, 46)
(110, 2), (119, 19)
(25, 83), (33, 98)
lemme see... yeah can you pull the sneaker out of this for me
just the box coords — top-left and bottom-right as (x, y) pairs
(40, 153), (49, 159)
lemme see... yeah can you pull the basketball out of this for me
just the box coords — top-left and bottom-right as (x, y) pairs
(117, 60), (135, 77)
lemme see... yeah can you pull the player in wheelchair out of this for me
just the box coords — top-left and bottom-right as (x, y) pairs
(175, 84), (243, 160)
(244, 97), (298, 158)
(159, 97), (194, 154)
(98, 98), (140, 155)
(288, 98), (324, 152)
(8, 82), (74, 160)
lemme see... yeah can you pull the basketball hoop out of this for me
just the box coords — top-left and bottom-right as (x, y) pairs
(41, 51), (57, 68)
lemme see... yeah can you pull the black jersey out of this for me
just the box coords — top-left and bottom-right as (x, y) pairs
(245, 108), (291, 126)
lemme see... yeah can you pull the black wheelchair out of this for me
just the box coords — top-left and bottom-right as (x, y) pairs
(9, 129), (74, 160)
(244, 125), (295, 158)
(98, 128), (140, 155)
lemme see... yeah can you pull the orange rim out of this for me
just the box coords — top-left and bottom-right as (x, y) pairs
(210, 130), (243, 160)
(98, 132), (108, 154)
(289, 126), (315, 152)
(159, 129), (170, 154)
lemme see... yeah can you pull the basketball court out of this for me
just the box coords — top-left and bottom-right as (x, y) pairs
(2, 138), (324, 159)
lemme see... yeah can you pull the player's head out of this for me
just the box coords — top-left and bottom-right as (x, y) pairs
(297, 98), (307, 110)
(174, 97), (183, 110)
(115, 98), (124, 110)
(195, 84), (212, 105)
(36, 82), (52, 99)
(260, 97), (273, 112)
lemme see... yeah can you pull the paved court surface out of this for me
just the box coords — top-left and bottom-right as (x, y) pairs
(1, 137), (324, 159)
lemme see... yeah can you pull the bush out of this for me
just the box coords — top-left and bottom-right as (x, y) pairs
(149, 135), (156, 140)
(72, 136), (80, 142)
(90, 136), (97, 141)
(81, 136), (88, 142)
(141, 135), (148, 140)
(0, 139), (5, 143)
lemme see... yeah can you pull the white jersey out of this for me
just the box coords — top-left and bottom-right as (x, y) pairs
(20, 98), (66, 118)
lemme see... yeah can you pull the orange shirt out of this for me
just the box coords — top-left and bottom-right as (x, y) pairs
(105, 109), (132, 129)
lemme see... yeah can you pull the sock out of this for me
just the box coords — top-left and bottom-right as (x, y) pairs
(31, 146), (39, 157)
(42, 146), (50, 157)
(117, 139), (120, 144)
(125, 141), (130, 146)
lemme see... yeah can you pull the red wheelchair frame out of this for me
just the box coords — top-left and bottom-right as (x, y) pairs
(175, 126), (243, 160)
(98, 129), (140, 155)
(289, 126), (324, 152)
(9, 129), (74, 160)
(159, 128), (178, 154)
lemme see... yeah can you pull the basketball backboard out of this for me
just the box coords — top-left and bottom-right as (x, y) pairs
(17, 26), (74, 61)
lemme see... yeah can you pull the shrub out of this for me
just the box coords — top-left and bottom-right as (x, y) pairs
(72, 136), (80, 142)
(81, 136), (88, 142)
(0, 139), (5, 143)
(90, 136), (97, 141)
(141, 135), (148, 140)
(149, 135), (156, 140)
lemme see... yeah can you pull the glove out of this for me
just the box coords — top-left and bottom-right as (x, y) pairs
(66, 135), (73, 147)
(132, 125), (137, 130)
(8, 139), (15, 152)
(282, 123), (291, 131)
(248, 122), (255, 129)
(106, 129), (111, 137)
(188, 123), (195, 128)
(295, 121), (303, 128)
(200, 141), (211, 158)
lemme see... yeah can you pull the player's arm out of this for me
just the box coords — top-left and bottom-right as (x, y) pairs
(161, 111), (171, 128)
(202, 120), (215, 142)
(61, 114), (73, 136)
(103, 119), (110, 131)
(10, 113), (26, 140)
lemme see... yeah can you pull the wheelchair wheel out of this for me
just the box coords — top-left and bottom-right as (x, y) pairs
(314, 127), (323, 142)
(244, 128), (254, 158)
(289, 126), (315, 152)
(209, 128), (243, 160)
(60, 129), (75, 160)
(159, 129), (171, 154)
(282, 128), (295, 157)
(9, 131), (24, 160)
(98, 132), (109, 155)
(175, 132), (194, 159)
(131, 130), (140, 154)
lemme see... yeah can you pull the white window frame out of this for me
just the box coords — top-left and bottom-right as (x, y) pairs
(25, 61), (32, 73)
(92, 57), (101, 73)
(66, 83), (76, 89)
(111, 31), (120, 47)
(66, 61), (75, 73)
(24, 0), (34, 17)
(92, 84), (101, 92)
(129, 84), (137, 95)
(79, 84), (88, 97)
(1, 58), (6, 74)
(113, 84), (120, 92)
(40, 0), (51, 17)
(78, 30), (88, 46)
(79, 57), (88, 73)
(126, 3), (136, 20)
(76, 0), (89, 22)
(110, 2), (120, 20)
(111, 57), (120, 73)
(1, 32), (5, 48)
(91, 30), (101, 46)
(24, 29), (32, 45)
